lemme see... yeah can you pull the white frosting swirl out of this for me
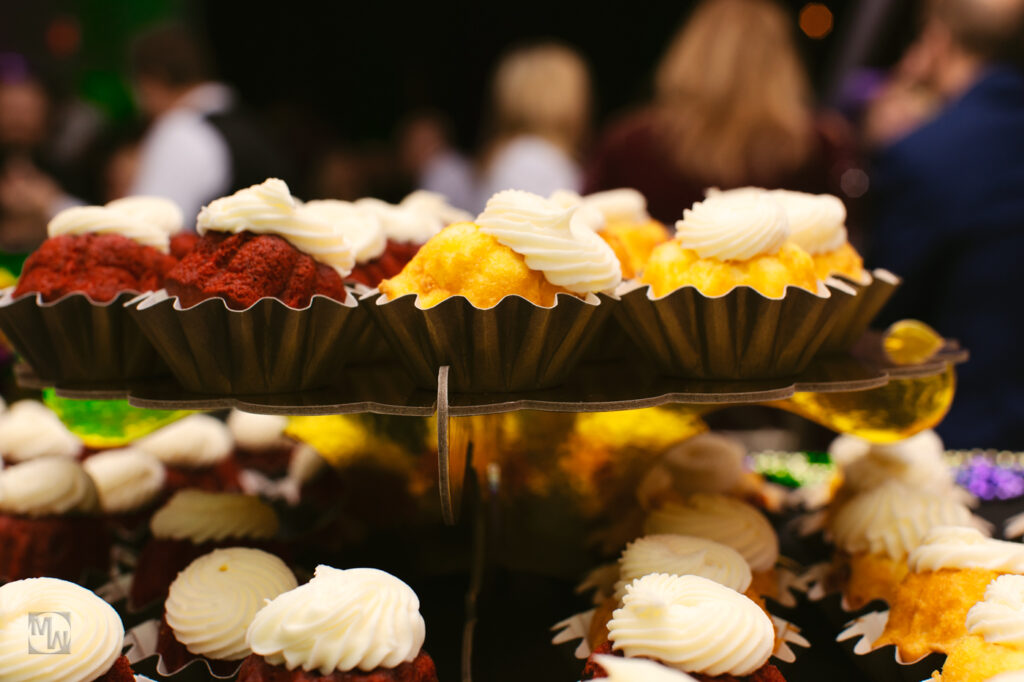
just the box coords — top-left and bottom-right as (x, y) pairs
(0, 577), (123, 682)
(615, 535), (752, 600)
(166, 548), (297, 661)
(134, 414), (232, 468)
(82, 448), (166, 513)
(150, 490), (278, 543)
(0, 457), (98, 516)
(908, 526), (1024, 573)
(197, 178), (355, 276)
(356, 191), (471, 245)
(476, 189), (622, 294)
(638, 433), (746, 505)
(549, 188), (649, 231)
(0, 400), (82, 462)
(966, 575), (1024, 647)
(829, 482), (982, 559)
(608, 574), (774, 676)
(227, 410), (291, 451)
(48, 205), (170, 252)
(302, 200), (387, 264)
(837, 431), (960, 497)
(247, 566), (425, 674)
(674, 193), (789, 261)
(594, 655), (697, 682)
(769, 190), (847, 255)
(643, 494), (779, 572)
(105, 196), (185, 235)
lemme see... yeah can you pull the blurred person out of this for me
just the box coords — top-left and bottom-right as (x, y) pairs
(476, 43), (591, 210)
(866, 0), (1024, 448)
(583, 0), (854, 225)
(130, 23), (287, 223)
(397, 110), (475, 212)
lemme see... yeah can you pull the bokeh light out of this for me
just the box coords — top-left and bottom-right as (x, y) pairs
(46, 16), (81, 59)
(799, 3), (834, 39)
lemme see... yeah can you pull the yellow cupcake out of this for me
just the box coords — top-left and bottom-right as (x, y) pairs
(933, 575), (1024, 681)
(768, 189), (866, 282)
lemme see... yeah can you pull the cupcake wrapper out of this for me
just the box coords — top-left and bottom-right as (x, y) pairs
(820, 269), (902, 353)
(612, 280), (854, 380)
(0, 288), (167, 384)
(127, 290), (374, 395)
(369, 292), (612, 392)
(836, 609), (946, 681)
(124, 619), (239, 679)
(580, 294), (642, 363)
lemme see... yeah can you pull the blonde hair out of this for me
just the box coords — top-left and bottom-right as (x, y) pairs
(655, 0), (815, 186)
(489, 43), (591, 156)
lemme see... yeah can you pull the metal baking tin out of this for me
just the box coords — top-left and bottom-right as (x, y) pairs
(819, 269), (901, 354)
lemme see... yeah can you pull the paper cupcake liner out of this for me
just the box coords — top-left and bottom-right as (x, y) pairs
(369, 291), (612, 392)
(612, 280), (855, 380)
(127, 289), (374, 395)
(0, 288), (168, 384)
(819, 269), (902, 353)
(125, 619), (240, 679)
(837, 609), (946, 681)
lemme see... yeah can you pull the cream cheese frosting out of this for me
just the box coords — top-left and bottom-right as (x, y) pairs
(0, 457), (98, 517)
(615, 534), (753, 600)
(48, 205), (170, 252)
(227, 410), (291, 451)
(0, 400), (82, 462)
(166, 547), (297, 661)
(769, 189), (847, 255)
(134, 414), (232, 468)
(643, 494), (779, 572)
(674, 192), (789, 261)
(197, 178), (355, 276)
(549, 188), (649, 231)
(246, 566), (425, 674)
(908, 526), (1024, 573)
(356, 191), (471, 245)
(836, 431), (960, 497)
(0, 577), (123, 682)
(150, 490), (278, 543)
(82, 448), (166, 514)
(301, 199), (387, 264)
(829, 482), (983, 560)
(105, 196), (184, 235)
(637, 433), (746, 505)
(475, 189), (622, 294)
(608, 573), (774, 676)
(966, 574), (1024, 647)
(594, 655), (697, 682)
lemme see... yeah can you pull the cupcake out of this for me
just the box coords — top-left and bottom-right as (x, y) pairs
(550, 188), (670, 279)
(826, 482), (984, 611)
(12, 197), (181, 303)
(641, 192), (817, 298)
(0, 399), (83, 463)
(587, 534), (756, 651)
(374, 189), (620, 391)
(240, 565), (438, 681)
(0, 457), (111, 582)
(133, 414), (239, 492)
(301, 199), (389, 288)
(227, 410), (299, 478)
(878, 525), (1024, 660)
(934, 575), (1024, 681)
(165, 178), (353, 310)
(355, 190), (472, 284)
(591, 655), (697, 681)
(130, 490), (280, 608)
(643, 494), (780, 599)
(156, 547), (297, 676)
(380, 188), (621, 308)
(0, 577), (133, 680)
(82, 447), (166, 535)
(583, 574), (782, 681)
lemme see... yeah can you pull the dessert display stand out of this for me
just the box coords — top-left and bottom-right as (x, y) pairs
(18, 332), (968, 682)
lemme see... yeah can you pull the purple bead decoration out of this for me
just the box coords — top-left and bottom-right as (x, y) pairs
(955, 455), (1024, 501)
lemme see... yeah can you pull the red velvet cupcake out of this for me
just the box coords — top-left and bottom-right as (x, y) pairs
(134, 414), (240, 492)
(129, 489), (281, 608)
(241, 566), (438, 682)
(164, 178), (353, 310)
(0, 577), (134, 680)
(0, 457), (111, 582)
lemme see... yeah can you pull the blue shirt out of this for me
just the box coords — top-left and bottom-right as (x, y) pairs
(869, 65), (1024, 448)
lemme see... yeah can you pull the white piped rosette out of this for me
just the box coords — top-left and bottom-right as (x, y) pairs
(0, 456), (99, 516)
(0, 400), (82, 462)
(149, 490), (278, 543)
(134, 414), (233, 469)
